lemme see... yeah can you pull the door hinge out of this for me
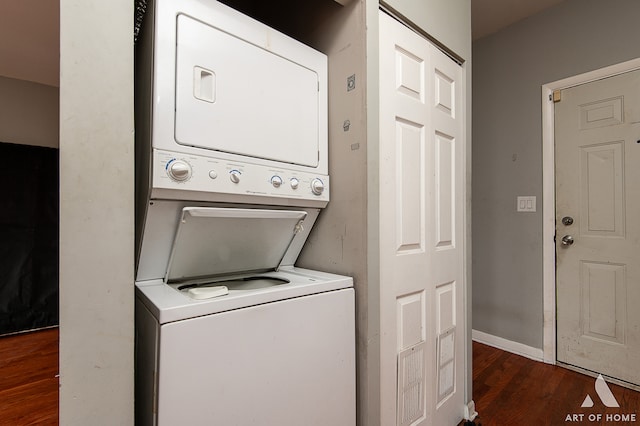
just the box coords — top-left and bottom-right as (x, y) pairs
(551, 90), (562, 103)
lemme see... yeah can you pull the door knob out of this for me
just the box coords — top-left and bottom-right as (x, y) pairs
(562, 216), (574, 226)
(561, 235), (574, 246)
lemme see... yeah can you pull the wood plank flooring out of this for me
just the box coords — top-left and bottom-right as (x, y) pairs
(472, 341), (640, 425)
(1, 330), (639, 425)
(0, 328), (58, 425)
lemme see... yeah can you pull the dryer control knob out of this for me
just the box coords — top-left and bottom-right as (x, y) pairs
(311, 178), (325, 195)
(290, 178), (299, 189)
(167, 159), (192, 182)
(229, 170), (241, 184)
(271, 175), (283, 188)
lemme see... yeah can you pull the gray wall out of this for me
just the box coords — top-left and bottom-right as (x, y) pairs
(59, 0), (135, 423)
(0, 76), (58, 148)
(297, 2), (370, 423)
(472, 0), (640, 349)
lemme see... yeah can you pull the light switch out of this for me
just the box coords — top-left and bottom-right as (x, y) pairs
(517, 196), (536, 212)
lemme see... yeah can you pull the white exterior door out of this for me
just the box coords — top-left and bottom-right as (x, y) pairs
(379, 11), (465, 425)
(556, 68), (640, 386)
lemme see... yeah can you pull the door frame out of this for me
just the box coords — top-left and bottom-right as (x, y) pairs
(541, 57), (640, 364)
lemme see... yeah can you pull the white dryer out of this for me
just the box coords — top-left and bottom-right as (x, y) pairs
(134, 0), (355, 425)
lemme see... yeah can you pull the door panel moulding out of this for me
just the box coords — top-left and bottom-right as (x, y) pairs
(541, 57), (640, 365)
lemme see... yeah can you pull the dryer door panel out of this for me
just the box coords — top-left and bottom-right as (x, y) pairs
(175, 14), (320, 167)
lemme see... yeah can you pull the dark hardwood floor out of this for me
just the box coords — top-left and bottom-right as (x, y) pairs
(0, 328), (58, 425)
(1, 330), (638, 425)
(471, 341), (640, 425)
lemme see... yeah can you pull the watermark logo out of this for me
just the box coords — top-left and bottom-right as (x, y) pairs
(565, 374), (637, 423)
(580, 374), (619, 408)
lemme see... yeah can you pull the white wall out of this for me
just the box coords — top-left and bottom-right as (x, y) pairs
(0, 76), (58, 148)
(59, 0), (134, 423)
(472, 0), (640, 349)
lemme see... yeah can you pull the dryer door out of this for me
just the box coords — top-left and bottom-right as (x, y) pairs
(174, 14), (323, 168)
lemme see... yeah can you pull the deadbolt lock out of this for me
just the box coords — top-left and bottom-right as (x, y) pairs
(562, 216), (574, 226)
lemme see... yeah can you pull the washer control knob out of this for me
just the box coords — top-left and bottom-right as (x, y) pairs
(209, 170), (218, 179)
(271, 175), (283, 188)
(290, 178), (299, 190)
(229, 170), (241, 183)
(311, 178), (325, 195)
(167, 159), (192, 182)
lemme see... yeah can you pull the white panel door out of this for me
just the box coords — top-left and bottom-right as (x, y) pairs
(556, 68), (640, 385)
(379, 11), (465, 426)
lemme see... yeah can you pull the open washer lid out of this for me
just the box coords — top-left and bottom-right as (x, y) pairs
(164, 207), (307, 283)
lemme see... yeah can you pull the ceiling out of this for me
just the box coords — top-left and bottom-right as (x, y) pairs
(0, 0), (566, 88)
(0, 0), (59, 87)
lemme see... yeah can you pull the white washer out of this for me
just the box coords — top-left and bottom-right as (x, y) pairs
(135, 207), (355, 425)
(136, 272), (354, 426)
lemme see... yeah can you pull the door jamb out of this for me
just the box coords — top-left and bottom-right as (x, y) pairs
(541, 57), (640, 364)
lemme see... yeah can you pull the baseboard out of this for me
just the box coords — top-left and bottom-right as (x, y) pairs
(472, 329), (544, 362)
(464, 400), (478, 421)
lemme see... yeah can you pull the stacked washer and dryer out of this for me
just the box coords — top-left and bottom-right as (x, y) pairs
(134, 1), (355, 424)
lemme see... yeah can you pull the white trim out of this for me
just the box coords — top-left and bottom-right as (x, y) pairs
(472, 329), (543, 362)
(464, 400), (478, 421)
(541, 83), (556, 365)
(541, 57), (640, 366)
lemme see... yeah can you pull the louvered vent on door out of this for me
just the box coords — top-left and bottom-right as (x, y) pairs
(397, 341), (426, 425)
